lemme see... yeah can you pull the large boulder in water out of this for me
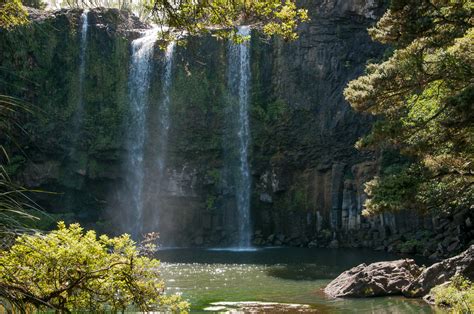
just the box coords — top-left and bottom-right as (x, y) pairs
(324, 259), (421, 298)
(403, 245), (474, 297)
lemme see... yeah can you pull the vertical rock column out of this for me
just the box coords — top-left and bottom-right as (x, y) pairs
(330, 163), (345, 230)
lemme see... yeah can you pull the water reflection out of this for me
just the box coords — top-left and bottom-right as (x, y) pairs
(266, 264), (339, 281)
(156, 248), (435, 313)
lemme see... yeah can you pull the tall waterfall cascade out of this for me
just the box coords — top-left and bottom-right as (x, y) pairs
(124, 28), (159, 237)
(147, 41), (176, 236)
(65, 9), (89, 209)
(121, 29), (176, 239)
(157, 42), (176, 179)
(227, 26), (252, 248)
(71, 9), (89, 138)
(78, 9), (88, 111)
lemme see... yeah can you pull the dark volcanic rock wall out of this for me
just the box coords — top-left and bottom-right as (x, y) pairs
(135, 0), (390, 246)
(3, 1), (459, 254)
(249, 0), (385, 235)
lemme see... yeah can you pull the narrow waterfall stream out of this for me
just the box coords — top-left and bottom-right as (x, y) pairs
(148, 41), (176, 235)
(65, 9), (89, 209)
(227, 26), (252, 248)
(77, 9), (88, 113)
(156, 42), (175, 184)
(125, 28), (158, 237)
(71, 9), (89, 145)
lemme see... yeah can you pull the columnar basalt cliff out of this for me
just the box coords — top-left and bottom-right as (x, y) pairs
(1, 2), (472, 256)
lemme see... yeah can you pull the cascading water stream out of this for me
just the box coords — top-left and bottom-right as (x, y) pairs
(125, 28), (158, 237)
(71, 9), (89, 142)
(65, 9), (89, 209)
(228, 26), (252, 248)
(77, 10), (88, 111)
(156, 42), (175, 179)
(145, 41), (176, 236)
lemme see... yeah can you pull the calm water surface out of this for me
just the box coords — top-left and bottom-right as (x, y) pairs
(156, 248), (437, 313)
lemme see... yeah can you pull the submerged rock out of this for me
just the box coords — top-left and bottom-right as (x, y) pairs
(205, 301), (318, 313)
(324, 259), (421, 298)
(403, 244), (474, 297)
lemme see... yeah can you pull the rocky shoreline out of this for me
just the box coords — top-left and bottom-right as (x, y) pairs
(251, 209), (473, 260)
(324, 245), (474, 306)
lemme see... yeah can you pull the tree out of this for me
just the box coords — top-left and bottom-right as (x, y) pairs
(146, 0), (309, 42)
(344, 0), (473, 215)
(32, 0), (309, 42)
(0, 222), (189, 312)
(0, 0), (28, 29)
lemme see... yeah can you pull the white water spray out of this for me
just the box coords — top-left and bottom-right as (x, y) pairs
(157, 42), (175, 175)
(126, 28), (158, 236)
(228, 26), (252, 248)
(78, 10), (88, 100)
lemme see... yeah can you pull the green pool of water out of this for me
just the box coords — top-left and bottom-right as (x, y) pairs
(156, 247), (438, 313)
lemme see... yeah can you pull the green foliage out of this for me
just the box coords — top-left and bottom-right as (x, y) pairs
(363, 287), (374, 296)
(363, 164), (423, 215)
(21, 0), (46, 9)
(207, 168), (221, 184)
(148, 0), (309, 43)
(0, 12), (131, 217)
(0, 166), (40, 236)
(252, 99), (288, 124)
(3, 154), (26, 175)
(345, 0), (474, 216)
(47, 0), (309, 43)
(0, 94), (42, 236)
(431, 275), (474, 313)
(206, 195), (217, 211)
(0, 0), (28, 29)
(0, 222), (189, 312)
(398, 239), (422, 254)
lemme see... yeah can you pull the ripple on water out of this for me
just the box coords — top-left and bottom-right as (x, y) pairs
(156, 248), (435, 313)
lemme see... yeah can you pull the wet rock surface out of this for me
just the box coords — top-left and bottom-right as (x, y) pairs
(403, 245), (474, 297)
(324, 259), (421, 297)
(325, 245), (474, 301)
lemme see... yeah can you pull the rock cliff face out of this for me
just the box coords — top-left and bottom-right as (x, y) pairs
(2, 1), (470, 253)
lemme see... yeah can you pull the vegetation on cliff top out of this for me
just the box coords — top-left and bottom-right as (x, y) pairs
(0, 0), (28, 29)
(19, 0), (308, 42)
(344, 0), (473, 216)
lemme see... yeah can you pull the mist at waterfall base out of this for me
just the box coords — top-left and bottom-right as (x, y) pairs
(109, 27), (179, 242)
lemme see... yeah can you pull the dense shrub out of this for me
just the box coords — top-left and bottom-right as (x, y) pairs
(0, 222), (189, 312)
(431, 275), (474, 313)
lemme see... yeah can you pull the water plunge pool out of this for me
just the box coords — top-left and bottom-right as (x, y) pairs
(156, 247), (434, 313)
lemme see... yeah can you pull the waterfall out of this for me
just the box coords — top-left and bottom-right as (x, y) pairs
(145, 41), (176, 237)
(78, 10), (88, 109)
(125, 28), (158, 237)
(65, 9), (89, 209)
(227, 26), (252, 248)
(71, 9), (89, 138)
(157, 42), (175, 178)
